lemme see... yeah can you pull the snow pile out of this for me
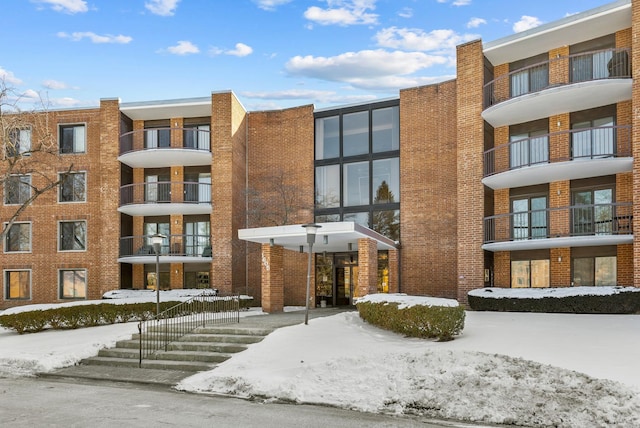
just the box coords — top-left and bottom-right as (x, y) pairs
(178, 311), (640, 427)
(357, 293), (460, 308)
(469, 286), (640, 299)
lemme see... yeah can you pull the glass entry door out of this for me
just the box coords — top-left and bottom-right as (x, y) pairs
(334, 254), (357, 306)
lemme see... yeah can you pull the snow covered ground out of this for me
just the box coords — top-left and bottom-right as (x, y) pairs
(1, 293), (639, 427)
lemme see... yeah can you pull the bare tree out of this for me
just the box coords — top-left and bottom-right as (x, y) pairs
(246, 167), (308, 227)
(0, 81), (74, 243)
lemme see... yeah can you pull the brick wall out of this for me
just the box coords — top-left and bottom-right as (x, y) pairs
(632, 0), (640, 288)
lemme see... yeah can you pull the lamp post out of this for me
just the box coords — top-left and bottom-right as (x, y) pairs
(150, 233), (166, 318)
(302, 223), (321, 325)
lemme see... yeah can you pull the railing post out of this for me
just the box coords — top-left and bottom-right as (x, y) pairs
(138, 321), (142, 368)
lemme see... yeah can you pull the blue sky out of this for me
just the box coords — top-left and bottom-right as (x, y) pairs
(1, 0), (611, 111)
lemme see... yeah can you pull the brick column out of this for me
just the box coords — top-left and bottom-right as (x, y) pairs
(357, 238), (378, 298)
(171, 117), (183, 148)
(388, 248), (399, 293)
(632, 0), (640, 288)
(261, 243), (284, 313)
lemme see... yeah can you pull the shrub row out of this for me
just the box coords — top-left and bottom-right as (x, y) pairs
(468, 288), (640, 314)
(356, 301), (465, 341)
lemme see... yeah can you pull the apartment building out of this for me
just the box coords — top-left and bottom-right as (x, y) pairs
(1, 0), (637, 310)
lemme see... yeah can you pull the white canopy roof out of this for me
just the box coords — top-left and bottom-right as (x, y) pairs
(238, 222), (398, 253)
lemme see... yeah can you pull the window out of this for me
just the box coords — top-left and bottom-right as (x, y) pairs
(372, 107), (399, 153)
(573, 256), (616, 286)
(570, 35), (615, 82)
(184, 171), (211, 203)
(511, 259), (549, 288)
(315, 165), (340, 209)
(59, 172), (86, 203)
(510, 53), (549, 98)
(315, 116), (339, 160)
(572, 188), (613, 235)
(59, 124), (86, 154)
(7, 128), (31, 157)
(145, 128), (170, 148)
(145, 172), (171, 202)
(59, 269), (86, 299)
(342, 111), (369, 157)
(343, 212), (369, 227)
(373, 158), (400, 203)
(4, 270), (30, 300)
(184, 271), (210, 288)
(572, 116), (615, 159)
(512, 195), (547, 240)
(372, 209), (400, 241)
(4, 174), (31, 205)
(143, 221), (170, 254)
(5, 222), (31, 252)
(510, 130), (549, 169)
(59, 221), (86, 251)
(343, 161), (369, 207)
(185, 220), (210, 256)
(184, 125), (210, 150)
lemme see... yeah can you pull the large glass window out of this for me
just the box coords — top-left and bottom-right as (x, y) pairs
(5, 174), (31, 205)
(59, 124), (86, 154)
(184, 171), (211, 203)
(4, 270), (31, 300)
(343, 212), (369, 227)
(59, 269), (87, 299)
(145, 172), (171, 202)
(342, 111), (369, 157)
(372, 209), (399, 241)
(315, 165), (340, 209)
(5, 222), (31, 252)
(145, 127), (170, 148)
(7, 128), (31, 157)
(315, 116), (339, 160)
(372, 158), (400, 203)
(512, 196), (547, 240)
(59, 221), (87, 251)
(573, 256), (616, 286)
(184, 125), (210, 150)
(572, 116), (615, 159)
(59, 172), (86, 203)
(572, 188), (613, 235)
(343, 161), (369, 207)
(510, 131), (549, 169)
(185, 220), (210, 256)
(144, 221), (170, 254)
(372, 107), (399, 153)
(511, 259), (549, 288)
(510, 65), (548, 97)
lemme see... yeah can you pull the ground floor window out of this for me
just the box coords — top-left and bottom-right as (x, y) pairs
(145, 265), (170, 290)
(4, 270), (30, 300)
(511, 259), (549, 288)
(573, 256), (616, 286)
(184, 271), (210, 289)
(377, 251), (389, 293)
(59, 269), (87, 299)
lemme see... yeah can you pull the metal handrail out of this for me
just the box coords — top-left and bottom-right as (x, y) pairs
(138, 292), (240, 366)
(484, 202), (633, 244)
(119, 234), (212, 258)
(484, 47), (631, 108)
(119, 127), (211, 155)
(119, 181), (212, 206)
(483, 125), (631, 177)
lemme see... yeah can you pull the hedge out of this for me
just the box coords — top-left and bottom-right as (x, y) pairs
(356, 297), (465, 342)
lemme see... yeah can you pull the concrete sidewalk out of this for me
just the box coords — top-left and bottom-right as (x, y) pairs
(40, 308), (352, 387)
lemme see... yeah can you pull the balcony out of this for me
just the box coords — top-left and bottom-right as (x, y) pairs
(118, 181), (212, 216)
(483, 48), (631, 127)
(118, 127), (212, 168)
(483, 125), (632, 189)
(483, 202), (633, 252)
(118, 234), (212, 264)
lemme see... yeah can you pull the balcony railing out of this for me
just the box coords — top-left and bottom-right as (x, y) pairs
(120, 182), (211, 206)
(120, 127), (211, 156)
(484, 202), (633, 244)
(484, 48), (631, 108)
(483, 125), (631, 177)
(120, 234), (212, 258)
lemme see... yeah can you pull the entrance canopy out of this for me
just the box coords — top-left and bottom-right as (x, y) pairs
(238, 222), (397, 253)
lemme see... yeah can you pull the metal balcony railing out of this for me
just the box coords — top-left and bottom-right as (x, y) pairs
(483, 125), (631, 177)
(484, 47), (631, 108)
(120, 127), (211, 155)
(120, 181), (211, 206)
(120, 234), (212, 258)
(483, 202), (633, 244)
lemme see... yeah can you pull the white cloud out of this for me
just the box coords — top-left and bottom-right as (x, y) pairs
(227, 43), (253, 57)
(398, 7), (413, 19)
(466, 17), (486, 28)
(513, 15), (542, 32)
(42, 79), (70, 90)
(49, 97), (84, 107)
(0, 67), (24, 85)
(31, 0), (88, 14)
(252, 0), (292, 11)
(145, 0), (180, 16)
(374, 27), (478, 55)
(452, 0), (471, 5)
(304, 0), (378, 26)
(57, 32), (132, 44)
(285, 49), (448, 86)
(243, 89), (378, 107)
(165, 41), (200, 55)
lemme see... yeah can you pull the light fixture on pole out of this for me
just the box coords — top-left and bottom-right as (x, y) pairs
(150, 233), (166, 318)
(302, 223), (321, 325)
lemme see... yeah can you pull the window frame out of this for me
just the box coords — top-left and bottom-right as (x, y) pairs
(58, 171), (87, 203)
(58, 220), (87, 252)
(4, 221), (32, 253)
(7, 127), (32, 157)
(59, 123), (87, 154)
(4, 269), (32, 300)
(4, 174), (32, 205)
(58, 269), (87, 299)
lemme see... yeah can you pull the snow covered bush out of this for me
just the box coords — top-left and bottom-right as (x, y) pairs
(356, 294), (465, 341)
(468, 286), (640, 313)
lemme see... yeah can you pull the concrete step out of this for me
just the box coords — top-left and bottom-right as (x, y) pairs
(194, 326), (274, 336)
(154, 350), (231, 363)
(178, 333), (264, 344)
(82, 356), (216, 372)
(168, 341), (247, 353)
(117, 338), (253, 351)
